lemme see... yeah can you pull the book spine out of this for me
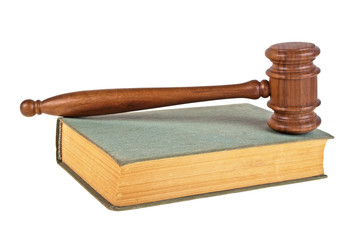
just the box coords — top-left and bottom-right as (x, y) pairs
(56, 118), (63, 163)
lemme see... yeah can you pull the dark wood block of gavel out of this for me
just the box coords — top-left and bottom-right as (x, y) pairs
(20, 42), (322, 134)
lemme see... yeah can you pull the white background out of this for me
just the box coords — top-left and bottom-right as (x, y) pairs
(1, 1), (355, 239)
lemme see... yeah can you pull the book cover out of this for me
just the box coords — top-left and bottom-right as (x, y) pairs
(56, 103), (333, 210)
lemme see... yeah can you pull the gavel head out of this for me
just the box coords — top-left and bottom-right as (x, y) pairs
(265, 42), (321, 134)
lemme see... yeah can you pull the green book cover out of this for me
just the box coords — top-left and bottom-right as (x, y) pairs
(56, 103), (333, 210)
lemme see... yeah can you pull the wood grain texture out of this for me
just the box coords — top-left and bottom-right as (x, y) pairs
(20, 42), (323, 134)
(20, 80), (270, 117)
(265, 42), (321, 133)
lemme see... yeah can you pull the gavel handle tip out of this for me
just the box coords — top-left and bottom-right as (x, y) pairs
(20, 99), (41, 117)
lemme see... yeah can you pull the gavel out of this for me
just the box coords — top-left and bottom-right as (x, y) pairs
(20, 42), (322, 134)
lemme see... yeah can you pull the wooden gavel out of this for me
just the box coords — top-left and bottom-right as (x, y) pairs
(20, 42), (322, 134)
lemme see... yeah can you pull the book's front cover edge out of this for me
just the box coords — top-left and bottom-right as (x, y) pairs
(58, 161), (327, 211)
(59, 104), (334, 167)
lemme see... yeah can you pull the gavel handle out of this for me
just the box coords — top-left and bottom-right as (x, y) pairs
(20, 80), (270, 117)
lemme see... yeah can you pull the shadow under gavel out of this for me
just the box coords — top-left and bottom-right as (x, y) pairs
(20, 42), (321, 134)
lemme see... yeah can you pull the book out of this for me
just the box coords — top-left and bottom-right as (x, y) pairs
(56, 103), (333, 210)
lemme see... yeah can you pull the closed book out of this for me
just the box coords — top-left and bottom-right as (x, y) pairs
(56, 103), (333, 210)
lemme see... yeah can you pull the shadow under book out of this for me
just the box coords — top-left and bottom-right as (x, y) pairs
(56, 103), (333, 210)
